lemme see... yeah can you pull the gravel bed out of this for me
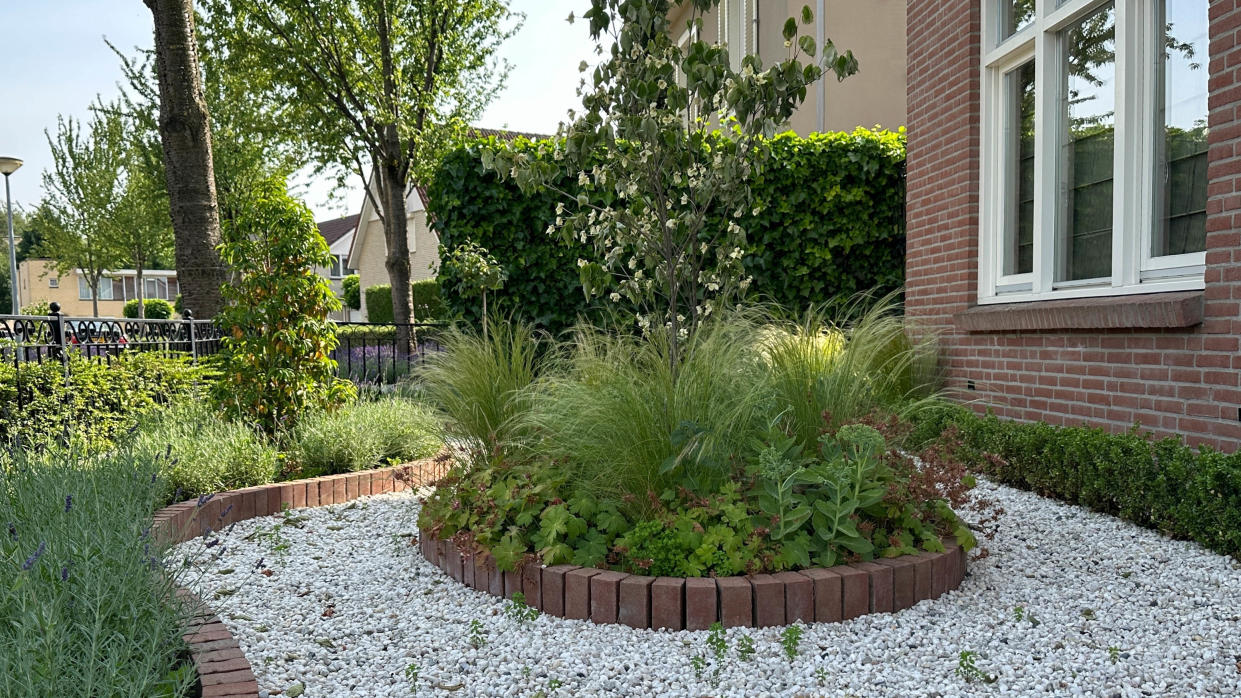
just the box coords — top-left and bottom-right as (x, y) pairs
(175, 480), (1241, 697)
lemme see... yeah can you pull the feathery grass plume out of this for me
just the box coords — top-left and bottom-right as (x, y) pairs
(761, 291), (941, 451)
(418, 316), (544, 465)
(523, 312), (774, 510)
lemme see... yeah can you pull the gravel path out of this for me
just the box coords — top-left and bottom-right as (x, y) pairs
(175, 481), (1241, 697)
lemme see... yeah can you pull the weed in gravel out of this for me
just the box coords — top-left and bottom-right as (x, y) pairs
(1108, 646), (1124, 664)
(468, 619), (486, 648)
(547, 678), (563, 691)
(955, 650), (996, 684)
(707, 622), (728, 663)
(690, 654), (707, 681)
(504, 592), (539, 623)
(1081, 608), (1097, 621)
(814, 667), (828, 686)
(1013, 605), (1040, 627)
(404, 663), (420, 694)
(780, 624), (803, 662)
(737, 633), (755, 661)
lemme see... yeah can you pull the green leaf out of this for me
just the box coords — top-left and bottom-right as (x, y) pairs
(783, 17), (798, 42)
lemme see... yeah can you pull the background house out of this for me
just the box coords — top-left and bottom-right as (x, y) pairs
(903, 1), (1238, 449)
(315, 214), (361, 322)
(666, 0), (908, 133)
(16, 258), (179, 317)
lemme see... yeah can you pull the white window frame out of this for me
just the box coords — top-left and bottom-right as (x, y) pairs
(720, 0), (749, 71)
(978, 0), (1208, 305)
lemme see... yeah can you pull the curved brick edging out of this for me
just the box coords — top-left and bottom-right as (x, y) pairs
(151, 458), (450, 698)
(418, 533), (967, 630)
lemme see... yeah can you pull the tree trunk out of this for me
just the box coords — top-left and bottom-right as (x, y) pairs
(144, 0), (227, 319)
(378, 150), (414, 354)
(135, 263), (146, 319)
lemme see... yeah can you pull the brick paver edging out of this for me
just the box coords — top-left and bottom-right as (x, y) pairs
(419, 532), (967, 630)
(152, 458), (450, 698)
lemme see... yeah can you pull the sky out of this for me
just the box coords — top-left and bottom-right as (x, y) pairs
(0, 0), (596, 221)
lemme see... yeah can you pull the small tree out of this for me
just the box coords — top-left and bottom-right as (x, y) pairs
(441, 241), (505, 336)
(490, 1), (856, 374)
(341, 274), (361, 311)
(213, 177), (355, 435)
(38, 108), (127, 316)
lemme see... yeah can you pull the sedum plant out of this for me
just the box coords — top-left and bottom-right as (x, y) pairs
(213, 177), (355, 435)
(488, 1), (856, 374)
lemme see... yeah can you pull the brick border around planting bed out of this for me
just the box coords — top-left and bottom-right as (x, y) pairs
(418, 533), (967, 630)
(152, 457), (450, 698)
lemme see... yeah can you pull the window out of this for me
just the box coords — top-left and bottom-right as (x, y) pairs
(328, 255), (345, 279)
(144, 277), (168, 300)
(78, 275), (115, 301)
(48, 277), (58, 289)
(980, 0), (1209, 303)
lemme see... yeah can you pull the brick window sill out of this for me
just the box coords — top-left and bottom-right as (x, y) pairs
(954, 291), (1204, 333)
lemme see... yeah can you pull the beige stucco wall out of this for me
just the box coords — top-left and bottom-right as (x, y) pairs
(16, 259), (124, 317)
(668, 0), (907, 134)
(354, 211), (439, 320)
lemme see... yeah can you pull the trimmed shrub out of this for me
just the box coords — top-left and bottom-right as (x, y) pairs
(126, 402), (280, 501)
(0, 447), (194, 697)
(123, 297), (175, 319)
(214, 177), (355, 434)
(428, 129), (906, 333)
(0, 352), (207, 452)
(289, 398), (442, 476)
(917, 406), (1241, 558)
(363, 279), (448, 324)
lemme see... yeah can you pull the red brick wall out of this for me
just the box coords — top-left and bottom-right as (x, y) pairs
(905, 0), (1241, 451)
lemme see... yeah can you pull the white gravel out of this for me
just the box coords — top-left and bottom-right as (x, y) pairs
(175, 480), (1241, 697)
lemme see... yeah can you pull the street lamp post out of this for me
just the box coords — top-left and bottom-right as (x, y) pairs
(0, 156), (22, 315)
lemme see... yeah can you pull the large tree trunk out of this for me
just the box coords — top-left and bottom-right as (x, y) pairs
(377, 145), (415, 353)
(144, 0), (226, 319)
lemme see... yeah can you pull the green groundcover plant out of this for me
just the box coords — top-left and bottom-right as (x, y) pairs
(0, 446), (195, 697)
(418, 298), (977, 575)
(289, 398), (443, 478)
(0, 352), (207, 453)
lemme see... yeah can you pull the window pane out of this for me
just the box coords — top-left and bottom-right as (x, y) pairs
(1000, 0), (1035, 41)
(78, 276), (91, 300)
(1005, 60), (1036, 276)
(1056, 2), (1116, 283)
(1154, 0), (1209, 258)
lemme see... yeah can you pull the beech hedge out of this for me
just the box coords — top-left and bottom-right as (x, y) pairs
(428, 129), (906, 333)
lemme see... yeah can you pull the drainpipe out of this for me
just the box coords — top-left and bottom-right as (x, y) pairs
(816, 0), (826, 132)
(752, 0), (759, 56)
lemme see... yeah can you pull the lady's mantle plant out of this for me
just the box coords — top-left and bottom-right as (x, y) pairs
(486, 0), (857, 371)
(214, 177), (355, 435)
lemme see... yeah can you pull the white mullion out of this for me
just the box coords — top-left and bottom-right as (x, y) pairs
(1113, 0), (1141, 288)
(1032, 23), (1057, 296)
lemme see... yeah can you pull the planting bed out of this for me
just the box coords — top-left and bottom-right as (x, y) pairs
(418, 531), (966, 629)
(173, 476), (1241, 697)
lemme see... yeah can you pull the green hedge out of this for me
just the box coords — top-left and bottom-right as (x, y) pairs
(917, 406), (1241, 559)
(123, 298), (175, 319)
(0, 352), (207, 452)
(363, 280), (448, 324)
(427, 129), (906, 333)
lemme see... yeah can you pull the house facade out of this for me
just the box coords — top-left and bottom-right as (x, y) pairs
(315, 213), (362, 322)
(343, 184), (440, 320)
(666, 0), (908, 133)
(15, 258), (179, 317)
(904, 1), (1241, 450)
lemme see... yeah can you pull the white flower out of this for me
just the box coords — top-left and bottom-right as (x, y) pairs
(609, 292), (621, 302)
(578, 171), (589, 186)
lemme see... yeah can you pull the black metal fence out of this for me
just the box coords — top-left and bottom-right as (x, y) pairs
(331, 322), (444, 386)
(0, 304), (223, 365)
(1, 306), (442, 386)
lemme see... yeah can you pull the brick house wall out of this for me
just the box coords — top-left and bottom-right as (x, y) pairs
(905, 0), (1241, 451)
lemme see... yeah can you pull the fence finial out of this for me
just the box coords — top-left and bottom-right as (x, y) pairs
(183, 309), (194, 321)
(48, 302), (61, 315)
